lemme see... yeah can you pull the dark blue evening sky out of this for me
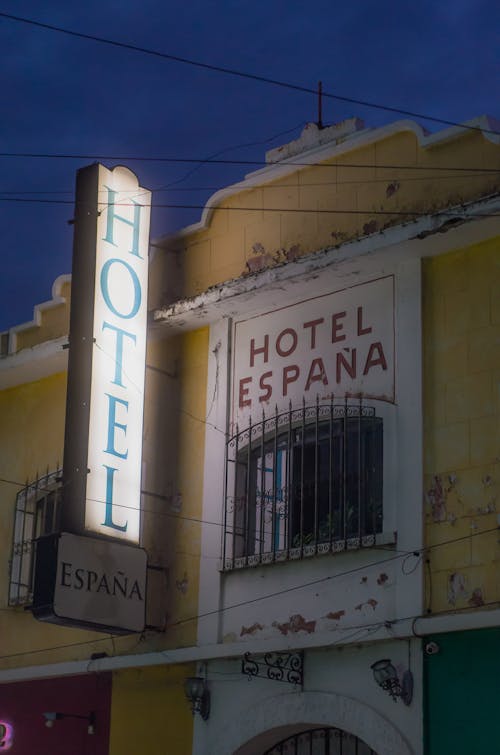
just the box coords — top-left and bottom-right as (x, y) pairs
(1, 0), (498, 331)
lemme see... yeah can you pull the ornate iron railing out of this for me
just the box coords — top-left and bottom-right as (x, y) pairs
(263, 726), (377, 755)
(242, 651), (303, 686)
(223, 398), (383, 570)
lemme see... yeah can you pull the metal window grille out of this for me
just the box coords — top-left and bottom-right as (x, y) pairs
(8, 469), (62, 606)
(223, 399), (382, 570)
(263, 726), (378, 754)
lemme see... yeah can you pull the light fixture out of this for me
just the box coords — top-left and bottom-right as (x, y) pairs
(370, 659), (413, 705)
(184, 676), (210, 720)
(43, 711), (96, 734)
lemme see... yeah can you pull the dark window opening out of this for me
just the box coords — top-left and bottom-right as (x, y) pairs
(224, 401), (383, 568)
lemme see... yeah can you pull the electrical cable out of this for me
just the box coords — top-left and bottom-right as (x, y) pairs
(160, 527), (500, 631)
(153, 121), (307, 193)
(1, 499), (498, 658)
(1, 11), (499, 137)
(1, 169), (499, 197)
(0, 636), (135, 661)
(1, 153), (499, 172)
(2, 470), (499, 555)
(2, 336), (500, 654)
(3, 595), (500, 663)
(0, 197), (499, 218)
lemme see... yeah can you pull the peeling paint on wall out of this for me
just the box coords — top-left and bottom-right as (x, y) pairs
(354, 598), (378, 611)
(284, 244), (301, 262)
(240, 622), (265, 637)
(272, 614), (316, 635)
(170, 493), (182, 513)
(468, 587), (485, 607)
(325, 610), (346, 621)
(362, 220), (378, 235)
(175, 572), (189, 594)
(447, 573), (467, 606)
(330, 230), (348, 242)
(385, 181), (400, 198)
(426, 476), (447, 522)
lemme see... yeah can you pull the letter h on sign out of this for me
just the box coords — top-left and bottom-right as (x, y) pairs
(103, 187), (144, 258)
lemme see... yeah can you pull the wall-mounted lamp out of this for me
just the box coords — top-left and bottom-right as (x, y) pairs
(184, 677), (210, 720)
(370, 659), (413, 705)
(43, 711), (96, 735)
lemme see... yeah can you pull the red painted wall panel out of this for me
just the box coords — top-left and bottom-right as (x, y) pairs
(0, 672), (111, 754)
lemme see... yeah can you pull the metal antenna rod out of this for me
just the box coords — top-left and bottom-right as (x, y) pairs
(317, 81), (323, 129)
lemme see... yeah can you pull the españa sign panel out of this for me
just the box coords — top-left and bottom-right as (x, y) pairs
(32, 533), (147, 633)
(62, 165), (151, 543)
(232, 276), (394, 429)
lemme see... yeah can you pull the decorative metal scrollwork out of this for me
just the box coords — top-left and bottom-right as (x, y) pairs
(241, 651), (303, 686)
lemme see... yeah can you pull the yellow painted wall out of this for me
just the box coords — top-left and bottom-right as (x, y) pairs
(423, 238), (500, 613)
(0, 371), (119, 670)
(0, 325), (209, 669)
(109, 665), (195, 755)
(0, 372), (66, 501)
(0, 251), (209, 669)
(142, 328), (209, 650)
(151, 126), (500, 305)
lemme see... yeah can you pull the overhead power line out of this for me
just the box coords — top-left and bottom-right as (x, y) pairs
(2, 471), (498, 561)
(1, 527), (498, 659)
(1, 11), (499, 137)
(1, 151), (500, 173)
(0, 197), (498, 218)
(1, 480), (498, 654)
(1, 170), (499, 197)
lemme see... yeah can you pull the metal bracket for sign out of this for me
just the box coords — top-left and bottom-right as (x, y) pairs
(241, 651), (304, 687)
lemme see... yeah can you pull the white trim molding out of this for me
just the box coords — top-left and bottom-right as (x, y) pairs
(214, 690), (414, 755)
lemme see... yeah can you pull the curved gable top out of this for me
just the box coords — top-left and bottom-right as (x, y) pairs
(151, 115), (500, 246)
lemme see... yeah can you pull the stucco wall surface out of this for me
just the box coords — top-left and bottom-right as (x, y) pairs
(199, 641), (422, 755)
(109, 664), (194, 755)
(151, 123), (500, 308)
(423, 238), (500, 613)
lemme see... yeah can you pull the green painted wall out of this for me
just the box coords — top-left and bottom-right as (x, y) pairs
(424, 628), (500, 754)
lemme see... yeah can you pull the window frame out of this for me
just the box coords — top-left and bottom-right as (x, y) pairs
(223, 399), (390, 570)
(8, 469), (62, 606)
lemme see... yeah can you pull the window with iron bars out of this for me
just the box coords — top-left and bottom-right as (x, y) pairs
(223, 400), (382, 570)
(8, 469), (62, 606)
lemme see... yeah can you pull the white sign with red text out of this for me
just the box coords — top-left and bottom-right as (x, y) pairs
(232, 276), (394, 429)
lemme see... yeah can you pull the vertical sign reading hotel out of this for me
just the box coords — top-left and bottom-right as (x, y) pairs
(63, 165), (151, 543)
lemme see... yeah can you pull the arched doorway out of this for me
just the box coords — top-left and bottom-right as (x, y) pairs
(216, 691), (415, 755)
(263, 726), (378, 755)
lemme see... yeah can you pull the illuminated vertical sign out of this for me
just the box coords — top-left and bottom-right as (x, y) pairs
(63, 165), (151, 543)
